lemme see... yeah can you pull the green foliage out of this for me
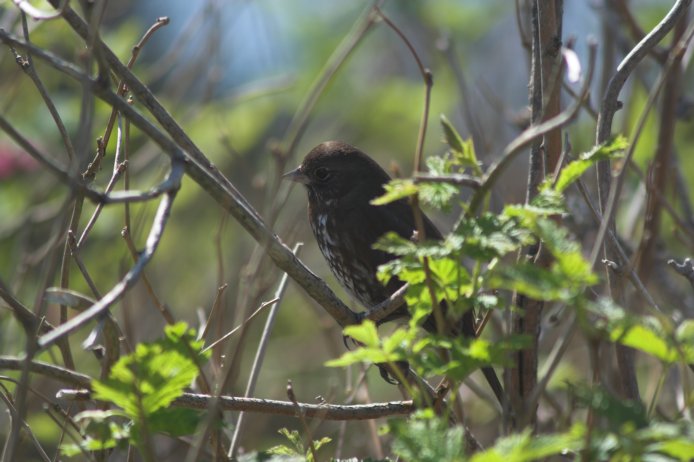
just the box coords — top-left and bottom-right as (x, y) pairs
(266, 428), (331, 462)
(385, 411), (694, 462)
(440, 115), (482, 175)
(551, 136), (628, 193)
(61, 323), (209, 456)
(342, 124), (615, 399)
(385, 410), (467, 462)
(370, 179), (418, 206)
(571, 384), (648, 429)
(371, 118), (484, 212)
(324, 320), (411, 367)
(409, 335), (529, 381)
(335, 127), (694, 460)
(589, 299), (694, 364)
(471, 425), (585, 461)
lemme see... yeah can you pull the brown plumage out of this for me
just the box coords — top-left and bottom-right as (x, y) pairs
(285, 141), (503, 403)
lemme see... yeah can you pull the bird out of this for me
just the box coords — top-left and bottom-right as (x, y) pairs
(284, 140), (503, 404)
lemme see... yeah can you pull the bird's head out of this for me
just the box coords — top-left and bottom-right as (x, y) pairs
(283, 141), (392, 206)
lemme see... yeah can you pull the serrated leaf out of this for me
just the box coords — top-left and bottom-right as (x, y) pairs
(455, 214), (531, 261)
(426, 155), (452, 175)
(419, 181), (458, 211)
(92, 322), (209, 418)
(388, 410), (467, 462)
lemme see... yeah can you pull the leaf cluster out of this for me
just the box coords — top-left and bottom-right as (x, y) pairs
(61, 323), (210, 455)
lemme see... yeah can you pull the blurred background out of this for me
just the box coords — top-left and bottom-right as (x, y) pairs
(0, 0), (692, 459)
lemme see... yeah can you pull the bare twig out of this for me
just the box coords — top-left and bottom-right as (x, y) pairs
(635, 11), (690, 281)
(12, 0), (69, 21)
(37, 161), (184, 348)
(228, 244), (301, 458)
(595, 0), (691, 144)
(15, 12), (75, 161)
(0, 114), (102, 202)
(287, 381), (318, 461)
(0, 29), (361, 331)
(413, 173), (481, 189)
(466, 39), (596, 216)
(54, 388), (416, 421)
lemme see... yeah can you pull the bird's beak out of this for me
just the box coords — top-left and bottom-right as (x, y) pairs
(282, 166), (310, 185)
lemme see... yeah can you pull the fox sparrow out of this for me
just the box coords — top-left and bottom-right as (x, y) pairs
(284, 141), (503, 403)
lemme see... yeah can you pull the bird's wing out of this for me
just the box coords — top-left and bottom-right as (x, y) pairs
(345, 198), (443, 278)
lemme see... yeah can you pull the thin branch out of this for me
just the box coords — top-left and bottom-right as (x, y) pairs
(466, 39), (596, 216)
(287, 381), (318, 461)
(595, 0), (691, 144)
(16, 12), (75, 161)
(0, 357), (91, 388)
(76, 116), (127, 248)
(58, 388), (415, 421)
(362, 283), (408, 324)
(0, 278), (55, 335)
(83, 16), (169, 180)
(229, 244), (300, 458)
(0, 114), (103, 202)
(413, 173), (481, 189)
(282, 1), (382, 159)
(668, 258), (694, 289)
(37, 162), (183, 349)
(12, 0), (69, 21)
(0, 30), (360, 330)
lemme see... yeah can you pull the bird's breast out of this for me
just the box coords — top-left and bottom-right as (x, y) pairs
(310, 210), (384, 308)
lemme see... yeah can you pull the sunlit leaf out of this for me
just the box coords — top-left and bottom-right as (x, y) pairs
(553, 136), (628, 193)
(371, 179), (418, 205)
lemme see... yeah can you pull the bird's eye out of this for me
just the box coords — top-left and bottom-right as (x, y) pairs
(314, 167), (331, 181)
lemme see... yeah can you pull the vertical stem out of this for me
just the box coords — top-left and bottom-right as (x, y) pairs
(509, 0), (563, 431)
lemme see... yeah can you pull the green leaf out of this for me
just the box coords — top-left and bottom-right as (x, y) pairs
(471, 424), (585, 461)
(61, 410), (129, 456)
(326, 322), (411, 368)
(267, 428), (331, 462)
(426, 155), (452, 175)
(419, 181), (458, 211)
(341, 320), (380, 348)
(553, 135), (628, 193)
(92, 322), (208, 419)
(610, 323), (677, 363)
(148, 407), (205, 437)
(387, 410), (467, 462)
(411, 335), (528, 380)
(440, 114), (467, 156)
(440, 114), (481, 173)
(374, 232), (418, 257)
(371, 179), (418, 205)
(590, 302), (686, 363)
(491, 262), (577, 302)
(676, 320), (694, 363)
(455, 214), (532, 261)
